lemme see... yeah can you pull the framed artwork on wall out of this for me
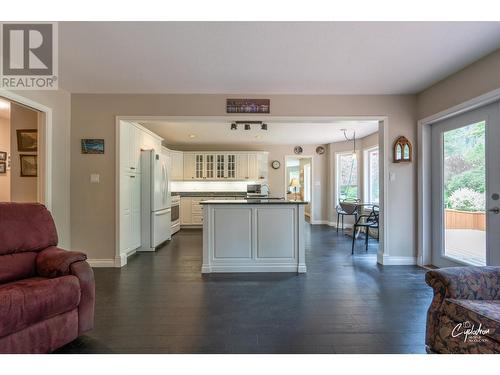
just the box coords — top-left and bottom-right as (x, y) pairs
(81, 139), (105, 154)
(0, 162), (5, 174)
(0, 151), (6, 161)
(20, 154), (37, 177)
(226, 99), (270, 114)
(16, 129), (38, 152)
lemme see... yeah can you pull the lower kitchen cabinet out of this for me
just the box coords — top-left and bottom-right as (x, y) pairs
(180, 196), (236, 226)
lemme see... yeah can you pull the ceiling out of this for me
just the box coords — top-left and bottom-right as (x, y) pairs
(139, 119), (378, 146)
(59, 22), (500, 94)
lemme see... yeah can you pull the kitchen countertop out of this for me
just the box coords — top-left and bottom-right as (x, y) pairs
(172, 191), (246, 197)
(200, 199), (308, 205)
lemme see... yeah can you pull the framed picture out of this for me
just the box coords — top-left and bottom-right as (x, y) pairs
(0, 151), (6, 161)
(226, 99), (270, 114)
(16, 129), (38, 152)
(81, 139), (105, 154)
(20, 155), (37, 177)
(0, 162), (5, 174)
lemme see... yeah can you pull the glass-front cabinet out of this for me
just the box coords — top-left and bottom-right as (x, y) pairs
(205, 154), (215, 179)
(183, 152), (268, 181)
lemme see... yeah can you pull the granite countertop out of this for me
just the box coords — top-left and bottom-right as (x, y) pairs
(172, 191), (247, 197)
(200, 199), (308, 205)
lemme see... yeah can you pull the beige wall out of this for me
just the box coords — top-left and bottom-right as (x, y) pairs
(0, 106), (10, 201)
(418, 49), (500, 119)
(71, 94), (417, 261)
(9, 90), (72, 248)
(9, 103), (38, 203)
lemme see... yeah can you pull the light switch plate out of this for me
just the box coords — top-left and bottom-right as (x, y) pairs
(90, 174), (100, 183)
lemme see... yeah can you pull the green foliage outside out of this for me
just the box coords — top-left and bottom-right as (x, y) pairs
(443, 121), (485, 212)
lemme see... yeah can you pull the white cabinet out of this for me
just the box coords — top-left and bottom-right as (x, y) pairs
(119, 121), (163, 256)
(174, 151), (268, 181)
(180, 196), (236, 226)
(237, 154), (249, 180)
(183, 153), (196, 180)
(180, 197), (192, 225)
(170, 151), (184, 180)
(120, 173), (141, 253)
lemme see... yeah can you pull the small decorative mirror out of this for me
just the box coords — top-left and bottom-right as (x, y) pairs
(393, 136), (412, 163)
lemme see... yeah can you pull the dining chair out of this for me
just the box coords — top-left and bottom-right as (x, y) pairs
(351, 204), (379, 254)
(336, 199), (361, 233)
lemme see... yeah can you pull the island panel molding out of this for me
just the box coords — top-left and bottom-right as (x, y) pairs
(201, 200), (307, 273)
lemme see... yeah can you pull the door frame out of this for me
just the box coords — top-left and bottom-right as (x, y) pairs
(418, 87), (500, 266)
(284, 154), (314, 220)
(0, 90), (52, 210)
(116, 115), (389, 267)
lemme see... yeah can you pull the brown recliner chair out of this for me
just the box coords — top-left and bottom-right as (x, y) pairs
(0, 203), (95, 353)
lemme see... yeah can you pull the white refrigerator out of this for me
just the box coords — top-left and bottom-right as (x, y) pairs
(141, 149), (171, 251)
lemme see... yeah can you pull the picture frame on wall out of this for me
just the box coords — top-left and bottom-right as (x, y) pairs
(226, 99), (270, 114)
(0, 151), (6, 161)
(16, 129), (38, 152)
(20, 154), (37, 177)
(0, 162), (5, 174)
(81, 139), (105, 154)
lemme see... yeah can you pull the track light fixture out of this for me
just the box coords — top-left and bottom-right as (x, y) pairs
(231, 121), (268, 132)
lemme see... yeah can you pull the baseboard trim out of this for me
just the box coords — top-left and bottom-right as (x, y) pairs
(379, 255), (417, 265)
(309, 220), (354, 229)
(87, 259), (117, 268)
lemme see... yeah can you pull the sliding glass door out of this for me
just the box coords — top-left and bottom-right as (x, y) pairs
(431, 102), (500, 267)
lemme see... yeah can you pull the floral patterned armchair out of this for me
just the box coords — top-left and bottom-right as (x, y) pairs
(425, 266), (500, 354)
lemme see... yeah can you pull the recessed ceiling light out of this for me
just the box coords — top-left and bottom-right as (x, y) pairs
(188, 134), (196, 139)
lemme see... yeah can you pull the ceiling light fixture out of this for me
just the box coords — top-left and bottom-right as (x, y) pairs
(261, 123), (267, 130)
(230, 123), (237, 130)
(244, 124), (251, 130)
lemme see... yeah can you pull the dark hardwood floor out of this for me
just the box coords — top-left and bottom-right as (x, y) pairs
(57, 224), (432, 354)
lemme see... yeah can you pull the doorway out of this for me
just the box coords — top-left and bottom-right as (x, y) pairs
(0, 97), (42, 204)
(285, 155), (313, 221)
(430, 101), (500, 267)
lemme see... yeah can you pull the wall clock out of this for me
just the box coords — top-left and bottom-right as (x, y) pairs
(294, 146), (303, 155)
(271, 160), (281, 169)
(316, 146), (325, 155)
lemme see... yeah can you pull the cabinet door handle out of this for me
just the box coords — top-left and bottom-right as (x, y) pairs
(130, 175), (135, 178)
(130, 167), (136, 170)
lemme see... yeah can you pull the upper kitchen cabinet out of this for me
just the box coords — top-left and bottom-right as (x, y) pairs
(167, 150), (184, 180)
(120, 121), (162, 174)
(183, 153), (196, 180)
(176, 151), (268, 181)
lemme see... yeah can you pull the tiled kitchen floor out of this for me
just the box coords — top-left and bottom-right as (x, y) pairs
(57, 224), (432, 354)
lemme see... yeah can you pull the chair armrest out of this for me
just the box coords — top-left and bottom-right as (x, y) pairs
(36, 246), (87, 278)
(425, 266), (500, 303)
(70, 260), (95, 334)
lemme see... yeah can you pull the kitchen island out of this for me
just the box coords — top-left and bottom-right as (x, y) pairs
(200, 199), (307, 274)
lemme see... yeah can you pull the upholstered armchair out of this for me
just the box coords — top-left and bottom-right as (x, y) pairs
(0, 203), (95, 353)
(425, 266), (500, 354)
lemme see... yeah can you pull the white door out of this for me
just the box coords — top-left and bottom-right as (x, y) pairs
(431, 101), (500, 267)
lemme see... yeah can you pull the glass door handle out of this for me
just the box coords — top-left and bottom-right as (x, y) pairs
(489, 207), (500, 214)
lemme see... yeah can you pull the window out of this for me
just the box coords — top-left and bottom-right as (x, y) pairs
(336, 152), (358, 201)
(365, 147), (379, 203)
(303, 163), (311, 202)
